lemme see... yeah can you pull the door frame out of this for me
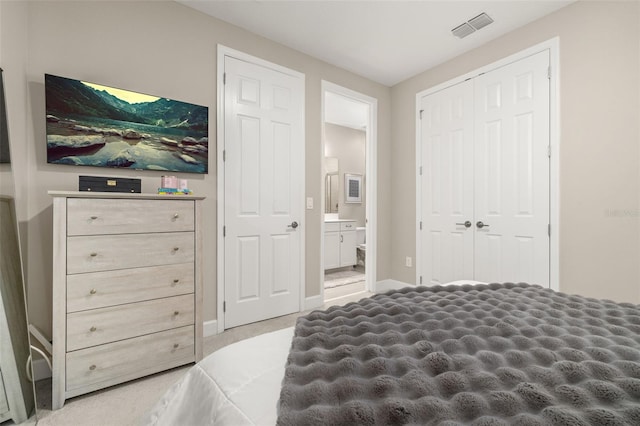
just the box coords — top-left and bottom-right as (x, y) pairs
(320, 81), (378, 296)
(415, 37), (560, 291)
(216, 45), (306, 332)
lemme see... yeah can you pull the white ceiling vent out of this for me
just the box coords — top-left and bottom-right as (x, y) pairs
(452, 22), (476, 39)
(452, 12), (494, 38)
(468, 13), (494, 30)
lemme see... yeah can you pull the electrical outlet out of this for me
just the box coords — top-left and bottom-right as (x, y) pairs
(405, 256), (412, 267)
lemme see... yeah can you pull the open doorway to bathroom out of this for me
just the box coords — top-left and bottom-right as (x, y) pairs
(321, 82), (377, 302)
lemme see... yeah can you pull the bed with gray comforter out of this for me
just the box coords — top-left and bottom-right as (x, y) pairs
(277, 283), (640, 425)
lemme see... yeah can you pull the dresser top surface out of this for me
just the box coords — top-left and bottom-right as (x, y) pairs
(48, 190), (205, 201)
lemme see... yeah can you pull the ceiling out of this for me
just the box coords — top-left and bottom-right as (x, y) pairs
(177, 0), (574, 87)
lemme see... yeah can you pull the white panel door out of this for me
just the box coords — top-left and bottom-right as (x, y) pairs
(419, 50), (550, 287)
(473, 51), (550, 286)
(419, 80), (475, 285)
(224, 56), (304, 329)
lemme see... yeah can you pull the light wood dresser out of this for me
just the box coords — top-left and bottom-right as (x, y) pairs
(49, 191), (204, 410)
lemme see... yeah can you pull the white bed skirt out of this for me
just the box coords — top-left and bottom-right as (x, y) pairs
(143, 327), (294, 426)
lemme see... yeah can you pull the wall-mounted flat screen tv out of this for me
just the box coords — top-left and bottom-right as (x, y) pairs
(45, 74), (208, 173)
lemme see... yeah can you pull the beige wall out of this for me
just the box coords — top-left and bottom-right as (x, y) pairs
(390, 1), (640, 303)
(1, 0), (392, 337)
(324, 123), (366, 226)
(5, 0), (636, 338)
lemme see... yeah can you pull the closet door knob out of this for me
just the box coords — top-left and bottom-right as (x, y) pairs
(456, 221), (472, 228)
(89, 288), (97, 295)
(173, 343), (180, 349)
(89, 365), (96, 371)
(173, 311), (180, 316)
(476, 221), (490, 229)
(173, 213), (180, 219)
(90, 326), (97, 332)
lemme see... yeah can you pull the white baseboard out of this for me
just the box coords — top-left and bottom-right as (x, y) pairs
(205, 285), (408, 339)
(32, 358), (52, 382)
(305, 294), (323, 311)
(375, 279), (412, 293)
(203, 320), (218, 337)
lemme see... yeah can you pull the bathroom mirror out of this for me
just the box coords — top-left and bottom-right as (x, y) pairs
(0, 67), (37, 423)
(325, 173), (339, 213)
(324, 157), (339, 214)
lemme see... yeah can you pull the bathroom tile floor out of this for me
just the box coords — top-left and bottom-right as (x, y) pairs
(324, 265), (365, 289)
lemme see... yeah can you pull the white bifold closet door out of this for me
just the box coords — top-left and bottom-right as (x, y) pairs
(419, 50), (550, 287)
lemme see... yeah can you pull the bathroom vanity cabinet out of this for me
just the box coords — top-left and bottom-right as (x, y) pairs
(324, 220), (356, 270)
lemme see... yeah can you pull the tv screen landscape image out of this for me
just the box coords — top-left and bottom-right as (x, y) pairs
(45, 74), (208, 173)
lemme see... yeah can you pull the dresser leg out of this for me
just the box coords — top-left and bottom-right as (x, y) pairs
(52, 393), (64, 411)
(52, 374), (65, 410)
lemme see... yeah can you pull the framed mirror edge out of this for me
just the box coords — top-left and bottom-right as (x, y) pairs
(0, 66), (39, 424)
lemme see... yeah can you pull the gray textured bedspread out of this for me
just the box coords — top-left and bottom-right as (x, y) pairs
(277, 283), (640, 425)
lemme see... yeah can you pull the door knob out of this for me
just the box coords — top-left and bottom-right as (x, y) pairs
(456, 221), (472, 228)
(476, 221), (490, 229)
(288, 221), (299, 229)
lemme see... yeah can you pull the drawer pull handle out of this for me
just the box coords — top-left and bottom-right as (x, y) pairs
(173, 247), (180, 252)
(173, 343), (179, 349)
(90, 252), (97, 257)
(172, 279), (180, 285)
(173, 311), (180, 316)
(90, 326), (97, 332)
(89, 289), (97, 295)
(90, 216), (98, 220)
(173, 213), (180, 219)
(89, 365), (96, 371)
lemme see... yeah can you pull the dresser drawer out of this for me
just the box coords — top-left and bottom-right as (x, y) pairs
(67, 294), (194, 351)
(67, 263), (194, 313)
(67, 198), (195, 236)
(66, 325), (194, 393)
(67, 232), (194, 274)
